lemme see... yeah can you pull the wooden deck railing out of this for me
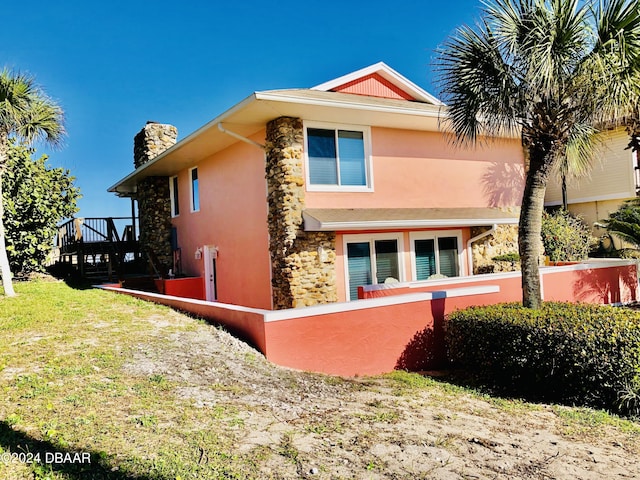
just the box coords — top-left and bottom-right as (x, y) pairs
(57, 217), (136, 253)
(56, 217), (139, 278)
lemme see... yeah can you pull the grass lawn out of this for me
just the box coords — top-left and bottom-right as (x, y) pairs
(0, 280), (639, 479)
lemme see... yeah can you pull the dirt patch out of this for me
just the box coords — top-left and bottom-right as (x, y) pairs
(123, 315), (640, 480)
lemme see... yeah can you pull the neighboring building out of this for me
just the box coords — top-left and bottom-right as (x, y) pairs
(109, 62), (525, 309)
(545, 128), (638, 237)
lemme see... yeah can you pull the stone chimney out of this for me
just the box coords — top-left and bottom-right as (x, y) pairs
(134, 121), (178, 168)
(134, 122), (178, 275)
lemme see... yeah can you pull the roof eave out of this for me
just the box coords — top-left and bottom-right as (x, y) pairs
(254, 90), (444, 118)
(108, 92), (260, 195)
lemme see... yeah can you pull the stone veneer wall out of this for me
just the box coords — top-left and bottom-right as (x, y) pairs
(471, 225), (520, 274)
(134, 122), (177, 274)
(265, 117), (338, 309)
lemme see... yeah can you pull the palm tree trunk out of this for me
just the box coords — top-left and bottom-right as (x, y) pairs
(0, 142), (16, 296)
(519, 151), (553, 309)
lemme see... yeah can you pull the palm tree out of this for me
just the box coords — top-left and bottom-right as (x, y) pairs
(437, 0), (640, 308)
(0, 69), (64, 296)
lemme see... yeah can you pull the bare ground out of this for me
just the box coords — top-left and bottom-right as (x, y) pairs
(123, 312), (640, 480)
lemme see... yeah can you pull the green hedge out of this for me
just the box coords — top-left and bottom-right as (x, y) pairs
(445, 302), (640, 415)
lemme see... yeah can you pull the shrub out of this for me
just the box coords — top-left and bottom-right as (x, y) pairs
(3, 142), (80, 276)
(491, 252), (520, 262)
(445, 302), (640, 415)
(541, 210), (595, 262)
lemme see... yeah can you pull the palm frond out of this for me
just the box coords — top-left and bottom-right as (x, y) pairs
(586, 0), (640, 122)
(15, 98), (65, 147)
(436, 19), (520, 145)
(0, 68), (65, 148)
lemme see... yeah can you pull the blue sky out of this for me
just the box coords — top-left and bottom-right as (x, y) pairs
(1, 0), (483, 218)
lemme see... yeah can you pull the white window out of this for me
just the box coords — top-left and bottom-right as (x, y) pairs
(189, 167), (200, 212)
(304, 122), (372, 191)
(169, 175), (179, 217)
(343, 233), (404, 301)
(410, 231), (463, 280)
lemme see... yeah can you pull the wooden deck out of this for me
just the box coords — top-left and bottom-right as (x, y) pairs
(57, 217), (139, 280)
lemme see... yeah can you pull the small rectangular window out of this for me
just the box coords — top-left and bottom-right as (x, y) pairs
(190, 167), (200, 212)
(169, 176), (179, 217)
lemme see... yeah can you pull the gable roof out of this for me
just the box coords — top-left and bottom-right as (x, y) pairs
(312, 62), (442, 105)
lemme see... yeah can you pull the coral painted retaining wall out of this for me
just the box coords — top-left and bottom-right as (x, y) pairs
(154, 277), (205, 300)
(100, 259), (638, 377)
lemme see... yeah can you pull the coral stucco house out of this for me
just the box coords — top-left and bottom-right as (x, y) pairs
(109, 63), (525, 310)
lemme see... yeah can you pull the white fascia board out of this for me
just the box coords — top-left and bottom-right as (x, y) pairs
(311, 62), (443, 105)
(108, 93), (259, 194)
(304, 217), (519, 232)
(255, 90), (442, 119)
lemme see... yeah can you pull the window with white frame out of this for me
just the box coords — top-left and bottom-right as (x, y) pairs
(410, 231), (463, 280)
(344, 233), (403, 300)
(190, 167), (200, 212)
(305, 122), (371, 190)
(169, 175), (179, 217)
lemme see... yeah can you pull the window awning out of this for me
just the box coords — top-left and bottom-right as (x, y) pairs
(302, 208), (520, 231)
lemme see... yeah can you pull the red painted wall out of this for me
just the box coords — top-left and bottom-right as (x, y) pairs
(542, 264), (638, 304)
(359, 261), (638, 305)
(264, 299), (436, 376)
(154, 277), (205, 300)
(360, 263), (639, 306)
(361, 273), (523, 303)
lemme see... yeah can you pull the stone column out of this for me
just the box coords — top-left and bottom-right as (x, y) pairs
(266, 117), (338, 309)
(134, 122), (178, 274)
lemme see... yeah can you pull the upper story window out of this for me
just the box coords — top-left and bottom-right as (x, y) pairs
(304, 122), (372, 191)
(169, 175), (179, 217)
(190, 167), (200, 212)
